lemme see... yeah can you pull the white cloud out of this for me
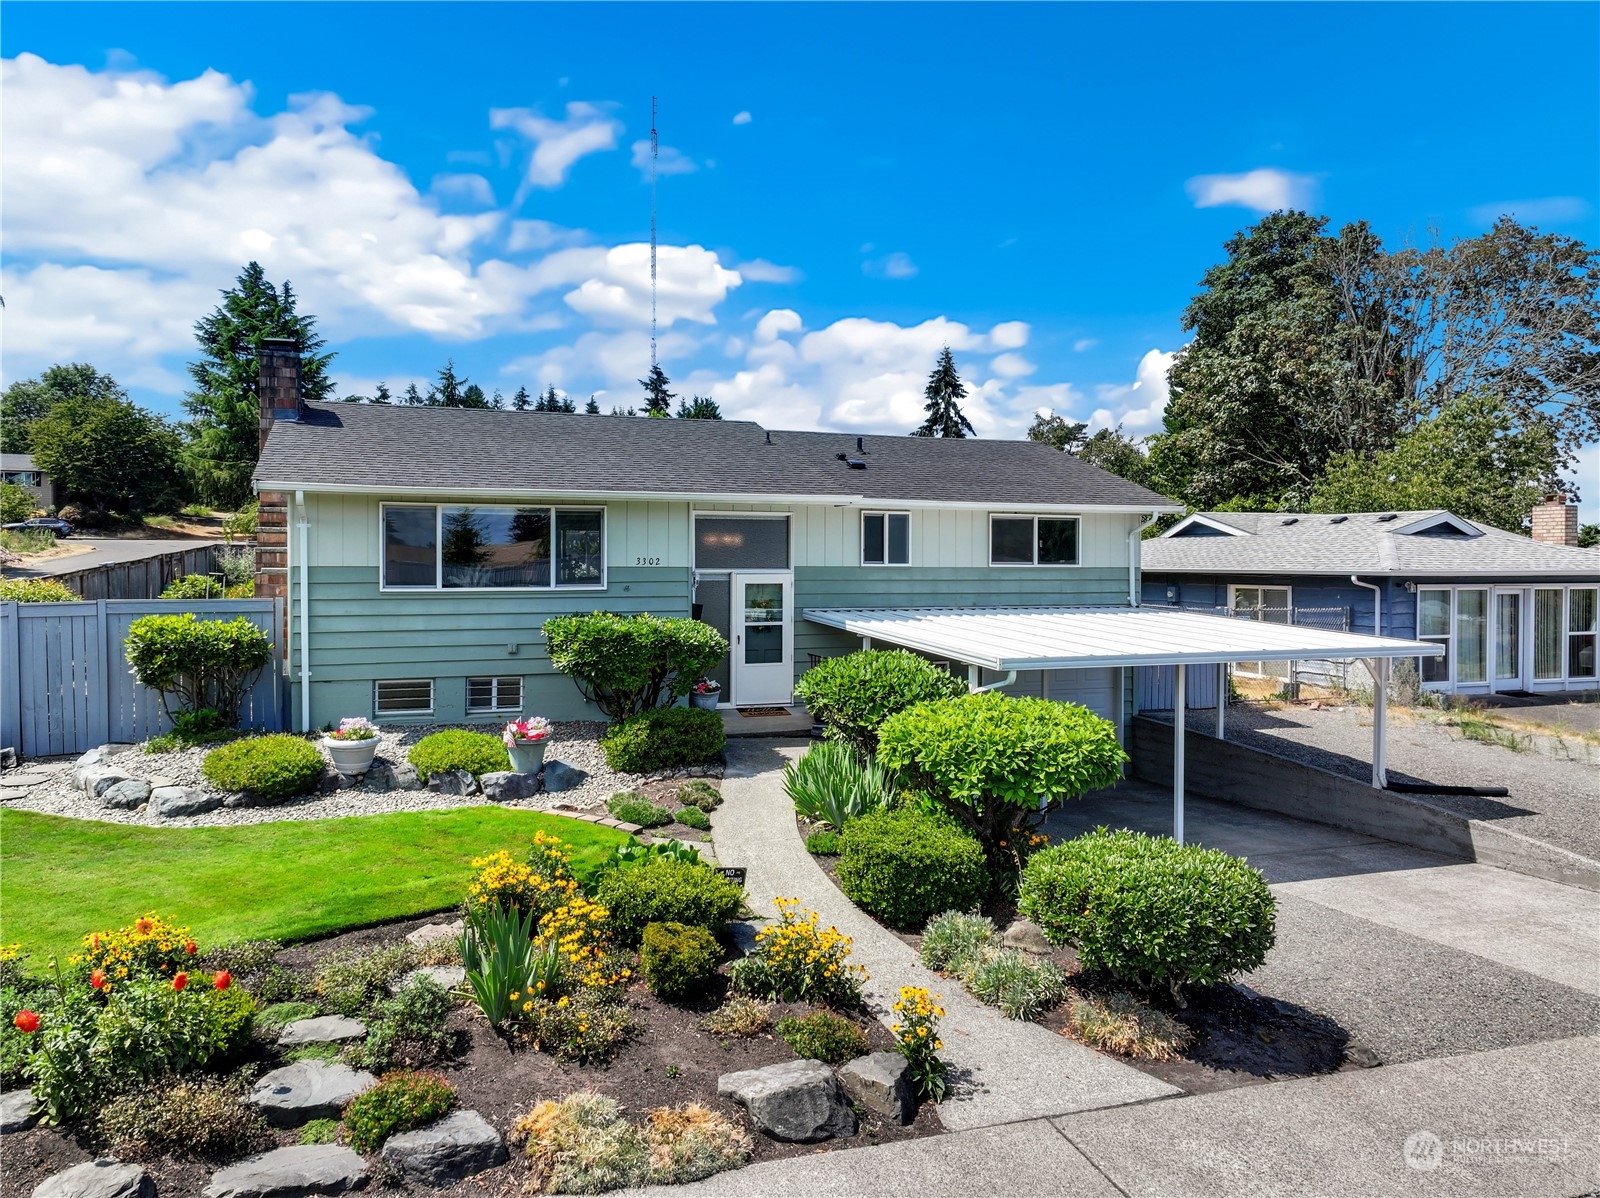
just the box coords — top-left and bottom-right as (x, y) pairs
(531, 243), (741, 328)
(1073, 338), (1098, 352)
(990, 352), (1036, 379)
(1468, 196), (1592, 226)
(862, 251), (917, 280)
(630, 139), (697, 178)
(1186, 168), (1316, 213)
(430, 172), (495, 207)
(489, 101), (621, 191)
(1087, 349), (1178, 436)
(506, 219), (585, 253)
(736, 258), (802, 284)
(988, 321), (1029, 350)
(732, 111), (752, 125)
(754, 309), (803, 343)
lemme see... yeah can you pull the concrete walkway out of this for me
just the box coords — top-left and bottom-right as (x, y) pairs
(713, 739), (1178, 1130)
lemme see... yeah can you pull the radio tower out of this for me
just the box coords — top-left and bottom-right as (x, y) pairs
(649, 95), (658, 372)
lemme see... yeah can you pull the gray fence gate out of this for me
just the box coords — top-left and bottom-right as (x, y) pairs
(0, 599), (285, 759)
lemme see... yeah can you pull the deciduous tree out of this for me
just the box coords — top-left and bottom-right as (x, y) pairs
(1, 364), (126, 454)
(31, 397), (185, 517)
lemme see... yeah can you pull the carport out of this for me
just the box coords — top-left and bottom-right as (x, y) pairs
(803, 605), (1444, 843)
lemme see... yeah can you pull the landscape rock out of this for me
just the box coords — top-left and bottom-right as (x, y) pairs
(405, 921), (463, 948)
(479, 771), (539, 802)
(425, 769), (480, 797)
(3, 772), (48, 787)
(202, 1144), (367, 1198)
(223, 791), (259, 809)
(277, 1016), (367, 1047)
(82, 766), (136, 798)
(248, 1061), (377, 1127)
(150, 785), (223, 818)
(1, 1088), (38, 1133)
(366, 760), (422, 791)
(1002, 918), (1054, 956)
(399, 965), (465, 991)
(99, 779), (151, 810)
(31, 1159), (154, 1198)
(717, 1059), (857, 1142)
(380, 1109), (507, 1187)
(71, 747), (110, 789)
(1, 788), (26, 802)
(838, 1052), (915, 1124)
(539, 759), (587, 793)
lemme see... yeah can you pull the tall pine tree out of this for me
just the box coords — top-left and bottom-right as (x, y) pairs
(584, 395), (601, 414)
(184, 262), (334, 507)
(639, 364), (675, 417)
(511, 385), (532, 411)
(913, 347), (976, 438)
(676, 395), (723, 419)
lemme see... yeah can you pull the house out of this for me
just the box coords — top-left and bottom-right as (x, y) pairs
(1140, 505), (1600, 696)
(1, 453), (58, 511)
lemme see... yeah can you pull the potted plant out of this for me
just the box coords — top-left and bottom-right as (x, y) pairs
(503, 716), (552, 774)
(689, 678), (721, 711)
(323, 717), (380, 775)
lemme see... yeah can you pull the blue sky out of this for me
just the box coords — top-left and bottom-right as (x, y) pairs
(4, 2), (1597, 510)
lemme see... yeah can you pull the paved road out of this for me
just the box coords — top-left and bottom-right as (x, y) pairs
(2, 538), (217, 577)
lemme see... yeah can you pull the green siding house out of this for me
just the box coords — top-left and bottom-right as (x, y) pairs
(251, 352), (1177, 732)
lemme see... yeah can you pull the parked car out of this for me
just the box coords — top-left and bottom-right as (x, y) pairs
(3, 517), (73, 537)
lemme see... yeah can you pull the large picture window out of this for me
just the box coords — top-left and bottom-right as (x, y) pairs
(381, 503), (605, 590)
(862, 512), (910, 566)
(989, 515), (1079, 566)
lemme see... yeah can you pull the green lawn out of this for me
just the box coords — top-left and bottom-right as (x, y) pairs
(0, 807), (630, 962)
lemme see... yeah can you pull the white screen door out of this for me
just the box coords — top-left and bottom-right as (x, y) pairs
(731, 572), (793, 706)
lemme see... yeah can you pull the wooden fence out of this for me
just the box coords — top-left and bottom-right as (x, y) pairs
(0, 598), (285, 759)
(40, 543), (227, 600)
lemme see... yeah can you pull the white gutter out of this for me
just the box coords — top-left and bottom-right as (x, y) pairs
(1128, 512), (1162, 606)
(1350, 575), (1382, 636)
(296, 490), (310, 732)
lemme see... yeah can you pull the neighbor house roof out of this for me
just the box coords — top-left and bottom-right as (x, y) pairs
(254, 403), (1179, 511)
(1141, 510), (1600, 579)
(1, 454), (40, 472)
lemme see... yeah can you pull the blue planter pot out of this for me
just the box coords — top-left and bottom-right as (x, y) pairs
(507, 739), (548, 775)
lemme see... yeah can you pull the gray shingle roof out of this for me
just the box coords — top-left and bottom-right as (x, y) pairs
(1141, 510), (1600, 579)
(1, 454), (39, 471)
(254, 403), (1178, 509)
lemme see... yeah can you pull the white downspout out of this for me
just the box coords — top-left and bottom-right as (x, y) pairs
(1350, 575), (1382, 636)
(296, 490), (310, 732)
(1128, 512), (1161, 606)
(967, 664), (1018, 694)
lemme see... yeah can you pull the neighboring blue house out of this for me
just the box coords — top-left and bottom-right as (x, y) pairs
(1140, 504), (1599, 697)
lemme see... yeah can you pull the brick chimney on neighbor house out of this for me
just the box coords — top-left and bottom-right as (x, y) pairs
(253, 339), (301, 606)
(1530, 496), (1580, 547)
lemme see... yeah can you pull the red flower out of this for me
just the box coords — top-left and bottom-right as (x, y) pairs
(185, 941), (197, 955)
(90, 933), (101, 951)
(13, 1010), (39, 1034)
(136, 918), (152, 934)
(90, 969), (107, 990)
(213, 970), (231, 991)
(172, 972), (188, 992)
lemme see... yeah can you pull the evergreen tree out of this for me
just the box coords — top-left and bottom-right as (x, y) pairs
(442, 506), (490, 568)
(584, 395), (601, 414)
(184, 262), (335, 507)
(490, 388), (505, 409)
(512, 385), (532, 411)
(913, 347), (976, 438)
(461, 383), (490, 409)
(371, 382), (393, 405)
(403, 382), (426, 405)
(676, 395), (723, 419)
(535, 384), (573, 412)
(639, 363), (675, 417)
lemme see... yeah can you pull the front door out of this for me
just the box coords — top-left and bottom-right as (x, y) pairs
(1493, 588), (1525, 692)
(731, 572), (792, 706)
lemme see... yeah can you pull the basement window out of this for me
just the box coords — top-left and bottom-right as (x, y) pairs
(467, 676), (523, 714)
(375, 679), (434, 716)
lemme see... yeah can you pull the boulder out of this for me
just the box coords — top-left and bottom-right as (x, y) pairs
(380, 1110), (507, 1187)
(276, 1016), (367, 1047)
(398, 965), (465, 991)
(0, 1087), (37, 1133)
(540, 759), (587, 793)
(150, 786), (222, 818)
(365, 760), (422, 792)
(82, 767), (136, 798)
(71, 747), (109, 789)
(99, 779), (151, 811)
(405, 921), (463, 948)
(479, 771), (539, 802)
(425, 769), (479, 797)
(31, 1160), (153, 1198)
(838, 1052), (915, 1124)
(1002, 918), (1054, 956)
(717, 1059), (857, 1142)
(202, 1144), (366, 1198)
(248, 1061), (377, 1127)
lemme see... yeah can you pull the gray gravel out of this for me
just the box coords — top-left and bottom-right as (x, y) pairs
(1172, 702), (1600, 863)
(0, 720), (715, 828)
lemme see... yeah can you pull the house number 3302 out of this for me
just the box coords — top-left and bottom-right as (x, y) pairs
(635, 556), (662, 566)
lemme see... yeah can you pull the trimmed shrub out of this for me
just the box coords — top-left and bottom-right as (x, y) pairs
(698, 995), (771, 1038)
(1019, 828), (1277, 1000)
(836, 808), (987, 930)
(804, 830), (841, 856)
(782, 740), (895, 830)
(673, 805), (711, 831)
(97, 1077), (272, 1161)
(793, 649), (965, 756)
(919, 911), (997, 973)
(594, 857), (744, 948)
(342, 1070), (455, 1153)
(639, 921), (722, 1000)
(201, 734), (323, 799)
(601, 707), (725, 773)
(543, 612), (729, 721)
(964, 949), (1069, 1021)
(525, 990), (633, 1062)
(161, 574), (227, 600)
(606, 792), (672, 828)
(676, 780), (722, 811)
(124, 613), (273, 726)
(407, 729), (510, 780)
(877, 691), (1127, 875)
(0, 578), (76, 603)
(775, 1011), (869, 1064)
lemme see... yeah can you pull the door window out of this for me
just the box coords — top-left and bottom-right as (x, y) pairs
(1455, 589), (1488, 683)
(1417, 589), (1452, 683)
(1570, 588), (1598, 679)
(1494, 592), (1521, 682)
(743, 582), (785, 665)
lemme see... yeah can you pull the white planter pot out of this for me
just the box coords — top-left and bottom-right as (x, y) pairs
(507, 738), (548, 775)
(323, 735), (380, 776)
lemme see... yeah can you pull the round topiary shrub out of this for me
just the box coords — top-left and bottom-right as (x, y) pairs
(639, 921), (722, 1000)
(201, 734), (324, 800)
(836, 808), (988, 929)
(594, 857), (745, 948)
(601, 707), (725, 774)
(1018, 828), (1277, 1001)
(793, 649), (966, 756)
(407, 729), (510, 780)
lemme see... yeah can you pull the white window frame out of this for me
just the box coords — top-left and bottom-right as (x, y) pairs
(379, 502), (607, 592)
(375, 678), (434, 716)
(1228, 584), (1294, 680)
(860, 511), (912, 567)
(1416, 587), (1455, 687)
(1567, 586), (1598, 682)
(987, 514), (1081, 567)
(466, 675), (524, 714)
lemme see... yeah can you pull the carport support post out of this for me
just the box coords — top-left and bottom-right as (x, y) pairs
(1371, 657), (1388, 789)
(1216, 661), (1226, 739)
(1174, 662), (1186, 844)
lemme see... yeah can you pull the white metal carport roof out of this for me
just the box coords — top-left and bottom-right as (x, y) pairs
(802, 605), (1444, 845)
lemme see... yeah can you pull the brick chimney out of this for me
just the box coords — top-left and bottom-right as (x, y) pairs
(1530, 496), (1579, 547)
(257, 337), (303, 452)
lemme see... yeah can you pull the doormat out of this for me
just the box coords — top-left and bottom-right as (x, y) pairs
(738, 706), (793, 718)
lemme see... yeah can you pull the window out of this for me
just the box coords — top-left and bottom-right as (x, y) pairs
(467, 676), (523, 714)
(693, 516), (790, 570)
(1533, 589), (1564, 680)
(989, 515), (1079, 566)
(1455, 589), (1488, 684)
(861, 512), (910, 566)
(375, 679), (433, 715)
(381, 504), (605, 590)
(1230, 586), (1292, 679)
(1570, 588), (1597, 679)
(1417, 589), (1452, 683)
